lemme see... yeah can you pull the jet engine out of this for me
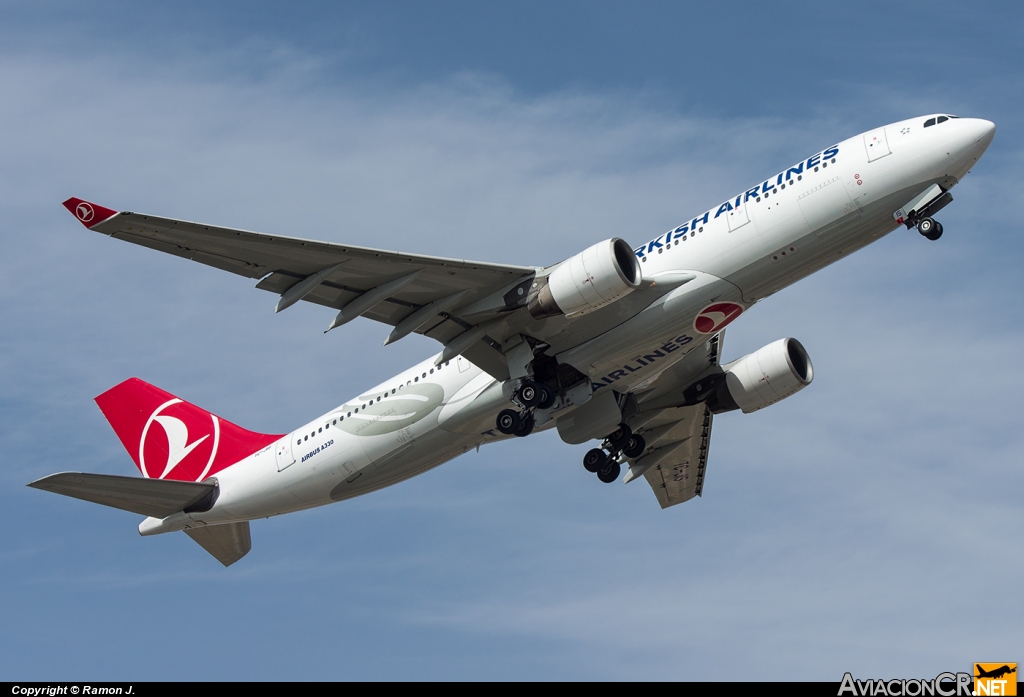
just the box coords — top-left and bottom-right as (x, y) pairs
(528, 238), (642, 319)
(706, 338), (813, 414)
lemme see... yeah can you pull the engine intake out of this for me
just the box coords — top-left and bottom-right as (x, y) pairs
(529, 238), (642, 319)
(707, 338), (813, 414)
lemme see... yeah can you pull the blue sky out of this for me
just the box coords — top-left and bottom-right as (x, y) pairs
(1, 1), (1022, 681)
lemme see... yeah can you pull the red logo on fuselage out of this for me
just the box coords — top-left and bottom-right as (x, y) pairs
(693, 302), (744, 334)
(140, 399), (221, 481)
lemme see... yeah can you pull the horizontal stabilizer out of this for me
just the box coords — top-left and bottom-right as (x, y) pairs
(28, 472), (216, 518)
(185, 522), (251, 567)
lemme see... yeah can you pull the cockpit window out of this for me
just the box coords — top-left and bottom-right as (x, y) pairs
(924, 118), (936, 127)
(937, 116), (949, 124)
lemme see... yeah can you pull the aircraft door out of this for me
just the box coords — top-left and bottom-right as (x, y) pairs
(276, 437), (296, 471)
(727, 198), (750, 231)
(864, 127), (891, 162)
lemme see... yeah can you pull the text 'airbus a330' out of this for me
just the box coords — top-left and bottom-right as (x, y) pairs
(31, 114), (995, 566)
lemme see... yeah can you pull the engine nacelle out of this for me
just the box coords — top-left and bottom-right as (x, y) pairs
(528, 238), (642, 319)
(707, 338), (813, 414)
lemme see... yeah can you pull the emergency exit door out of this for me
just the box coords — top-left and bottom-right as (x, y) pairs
(864, 127), (891, 162)
(276, 437), (295, 471)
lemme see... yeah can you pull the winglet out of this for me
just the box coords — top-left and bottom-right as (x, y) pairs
(62, 197), (119, 228)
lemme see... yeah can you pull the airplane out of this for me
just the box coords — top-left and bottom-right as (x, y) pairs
(29, 114), (996, 566)
(976, 665), (1016, 680)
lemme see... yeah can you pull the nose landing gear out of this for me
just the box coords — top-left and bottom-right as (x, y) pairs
(917, 216), (943, 241)
(581, 424), (647, 483)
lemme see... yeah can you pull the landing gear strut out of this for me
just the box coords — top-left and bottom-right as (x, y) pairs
(580, 423), (648, 483)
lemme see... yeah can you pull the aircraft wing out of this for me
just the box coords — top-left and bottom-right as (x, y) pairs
(64, 198), (536, 377)
(626, 331), (725, 508)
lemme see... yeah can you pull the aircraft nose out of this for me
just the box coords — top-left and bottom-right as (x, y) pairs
(963, 117), (996, 154)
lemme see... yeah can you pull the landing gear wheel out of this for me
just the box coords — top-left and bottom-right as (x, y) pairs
(517, 380), (541, 408)
(597, 461), (621, 483)
(496, 409), (521, 435)
(607, 423), (632, 451)
(513, 412), (535, 437)
(536, 384), (556, 409)
(917, 217), (942, 240)
(583, 448), (608, 473)
(622, 434), (646, 459)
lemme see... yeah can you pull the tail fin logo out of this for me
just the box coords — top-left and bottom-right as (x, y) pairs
(140, 399), (221, 481)
(75, 202), (95, 223)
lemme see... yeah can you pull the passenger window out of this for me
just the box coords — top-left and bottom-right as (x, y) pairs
(937, 116), (948, 124)
(392, 389), (396, 394)
(318, 427), (322, 433)
(415, 377), (419, 382)
(924, 118), (936, 127)
(422, 373), (426, 378)
(429, 368), (434, 374)
(798, 175), (802, 181)
(822, 162), (827, 168)
(347, 412), (351, 417)
(304, 435), (308, 441)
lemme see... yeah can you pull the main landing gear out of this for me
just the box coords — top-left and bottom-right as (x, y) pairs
(917, 216), (943, 241)
(495, 379), (555, 438)
(582, 423), (647, 484)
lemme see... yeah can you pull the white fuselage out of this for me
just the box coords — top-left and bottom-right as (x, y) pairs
(144, 114), (995, 533)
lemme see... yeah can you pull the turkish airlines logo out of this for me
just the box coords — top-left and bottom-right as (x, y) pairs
(693, 302), (744, 334)
(75, 202), (95, 223)
(140, 398), (220, 481)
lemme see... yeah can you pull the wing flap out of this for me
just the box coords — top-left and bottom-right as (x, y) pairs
(28, 472), (216, 518)
(640, 405), (714, 508)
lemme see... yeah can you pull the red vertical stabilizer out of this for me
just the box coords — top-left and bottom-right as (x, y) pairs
(95, 378), (282, 482)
